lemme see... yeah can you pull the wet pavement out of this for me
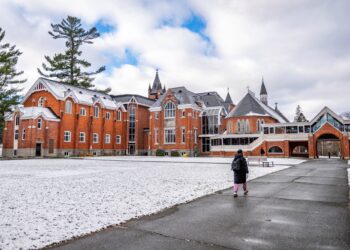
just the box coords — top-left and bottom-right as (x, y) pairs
(53, 159), (350, 250)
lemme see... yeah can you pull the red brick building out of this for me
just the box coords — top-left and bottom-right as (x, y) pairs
(3, 73), (350, 159)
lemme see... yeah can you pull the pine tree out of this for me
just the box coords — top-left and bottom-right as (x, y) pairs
(0, 27), (26, 143)
(294, 105), (308, 122)
(38, 16), (106, 90)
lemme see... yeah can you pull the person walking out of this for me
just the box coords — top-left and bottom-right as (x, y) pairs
(231, 149), (249, 197)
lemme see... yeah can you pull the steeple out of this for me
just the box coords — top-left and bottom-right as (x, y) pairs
(225, 88), (233, 104)
(148, 69), (165, 100)
(260, 77), (268, 105)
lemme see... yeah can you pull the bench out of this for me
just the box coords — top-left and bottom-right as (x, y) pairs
(247, 157), (274, 167)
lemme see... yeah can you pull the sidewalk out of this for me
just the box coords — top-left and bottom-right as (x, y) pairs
(54, 159), (350, 250)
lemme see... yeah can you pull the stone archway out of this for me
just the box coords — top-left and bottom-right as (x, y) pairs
(316, 134), (341, 158)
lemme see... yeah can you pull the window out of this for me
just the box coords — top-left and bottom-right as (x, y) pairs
(240, 120), (245, 133)
(117, 110), (122, 121)
(80, 108), (86, 116)
(15, 115), (20, 126)
(14, 130), (19, 140)
(37, 118), (42, 129)
(164, 102), (176, 119)
(93, 133), (99, 143)
(194, 128), (198, 144)
(268, 146), (283, 154)
(22, 129), (26, 140)
(164, 128), (176, 144)
(116, 135), (121, 144)
(155, 113), (159, 120)
(257, 120), (261, 132)
(181, 128), (185, 143)
(106, 112), (110, 120)
(65, 100), (72, 114)
(105, 134), (111, 144)
(181, 110), (186, 117)
(128, 104), (136, 142)
(236, 120), (240, 133)
(79, 132), (85, 142)
(64, 131), (71, 142)
(38, 97), (44, 107)
(227, 121), (232, 134)
(245, 120), (250, 133)
(155, 128), (159, 144)
(94, 106), (99, 118)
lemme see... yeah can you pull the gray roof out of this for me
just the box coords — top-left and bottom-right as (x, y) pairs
(152, 88), (230, 113)
(225, 92), (233, 104)
(260, 79), (267, 95)
(227, 91), (288, 123)
(152, 87), (199, 107)
(112, 94), (155, 107)
(150, 70), (163, 94)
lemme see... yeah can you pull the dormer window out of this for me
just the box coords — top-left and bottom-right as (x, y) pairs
(38, 97), (44, 107)
(65, 100), (72, 114)
(164, 102), (176, 119)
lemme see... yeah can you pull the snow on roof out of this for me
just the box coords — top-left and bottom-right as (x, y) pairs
(6, 107), (60, 121)
(22, 78), (125, 110)
(227, 91), (288, 123)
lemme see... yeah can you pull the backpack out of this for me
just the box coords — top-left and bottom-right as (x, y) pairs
(231, 159), (241, 172)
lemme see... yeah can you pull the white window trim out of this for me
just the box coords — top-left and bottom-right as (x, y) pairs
(155, 128), (159, 145)
(65, 100), (72, 114)
(116, 135), (121, 144)
(164, 128), (176, 144)
(106, 112), (110, 120)
(93, 133), (99, 143)
(64, 131), (71, 142)
(37, 118), (42, 129)
(105, 134), (111, 144)
(94, 106), (99, 118)
(194, 128), (198, 144)
(164, 102), (176, 119)
(117, 110), (122, 121)
(79, 132), (86, 143)
(181, 127), (186, 144)
(80, 108), (86, 116)
(22, 128), (26, 140)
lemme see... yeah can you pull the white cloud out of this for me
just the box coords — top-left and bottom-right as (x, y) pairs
(0, 0), (349, 121)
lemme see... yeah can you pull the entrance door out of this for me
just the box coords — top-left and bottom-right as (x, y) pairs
(35, 143), (42, 157)
(316, 134), (341, 158)
(128, 143), (135, 155)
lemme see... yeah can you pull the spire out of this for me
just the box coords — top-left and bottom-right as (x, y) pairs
(260, 77), (267, 95)
(148, 83), (151, 91)
(151, 69), (162, 93)
(163, 85), (166, 93)
(225, 88), (233, 104)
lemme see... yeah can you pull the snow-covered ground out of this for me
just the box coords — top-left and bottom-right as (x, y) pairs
(0, 158), (293, 249)
(84, 156), (306, 165)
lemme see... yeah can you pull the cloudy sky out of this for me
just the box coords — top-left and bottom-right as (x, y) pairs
(1, 0), (349, 120)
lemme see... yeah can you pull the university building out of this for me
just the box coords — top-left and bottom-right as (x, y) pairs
(2, 71), (350, 159)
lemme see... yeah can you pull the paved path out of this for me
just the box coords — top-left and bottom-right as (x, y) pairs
(53, 160), (350, 250)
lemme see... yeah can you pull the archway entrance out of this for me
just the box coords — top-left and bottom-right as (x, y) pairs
(316, 134), (341, 158)
(289, 141), (309, 158)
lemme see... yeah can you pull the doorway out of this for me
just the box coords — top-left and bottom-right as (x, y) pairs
(35, 143), (42, 157)
(128, 143), (136, 155)
(316, 134), (341, 158)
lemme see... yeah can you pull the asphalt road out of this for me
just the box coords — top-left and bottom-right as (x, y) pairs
(52, 159), (350, 250)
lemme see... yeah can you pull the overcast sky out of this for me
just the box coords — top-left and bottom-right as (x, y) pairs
(1, 0), (349, 120)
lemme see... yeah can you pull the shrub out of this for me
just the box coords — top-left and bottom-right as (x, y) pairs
(171, 151), (180, 157)
(156, 149), (165, 156)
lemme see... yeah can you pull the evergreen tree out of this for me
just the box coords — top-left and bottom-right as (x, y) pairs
(38, 16), (106, 90)
(294, 105), (308, 122)
(0, 27), (26, 143)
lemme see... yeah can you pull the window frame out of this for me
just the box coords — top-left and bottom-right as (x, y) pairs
(164, 102), (176, 119)
(93, 133), (99, 143)
(79, 132), (86, 143)
(94, 106), (99, 118)
(105, 134), (111, 144)
(80, 107), (86, 116)
(65, 100), (72, 114)
(37, 118), (42, 129)
(164, 128), (176, 144)
(116, 135), (121, 144)
(64, 131), (71, 142)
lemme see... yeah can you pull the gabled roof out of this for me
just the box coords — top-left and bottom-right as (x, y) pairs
(22, 77), (127, 110)
(310, 106), (349, 125)
(225, 92), (233, 104)
(5, 106), (60, 122)
(111, 94), (155, 107)
(227, 91), (288, 123)
(152, 87), (200, 108)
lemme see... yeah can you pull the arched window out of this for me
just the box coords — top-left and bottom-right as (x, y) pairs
(15, 115), (20, 126)
(227, 121), (232, 134)
(164, 102), (176, 119)
(241, 120), (245, 133)
(245, 120), (250, 133)
(38, 97), (44, 107)
(94, 106), (99, 118)
(268, 146), (283, 154)
(236, 120), (240, 133)
(65, 100), (72, 114)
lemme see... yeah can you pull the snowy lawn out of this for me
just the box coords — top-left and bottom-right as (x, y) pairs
(0, 158), (292, 249)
